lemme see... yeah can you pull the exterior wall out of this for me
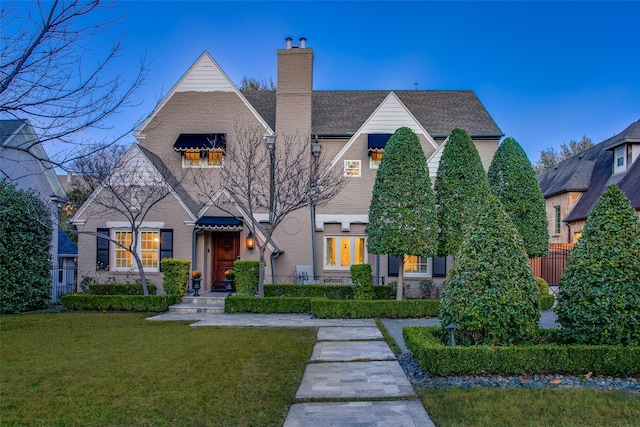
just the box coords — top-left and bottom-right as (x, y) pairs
(544, 192), (583, 244)
(75, 193), (194, 293)
(474, 139), (500, 171)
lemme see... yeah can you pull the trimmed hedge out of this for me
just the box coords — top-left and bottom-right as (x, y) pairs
(311, 299), (441, 319)
(234, 260), (260, 296)
(225, 296), (312, 313)
(403, 326), (640, 376)
(264, 284), (395, 300)
(540, 294), (555, 311)
(89, 283), (157, 295)
(60, 293), (181, 312)
(161, 259), (190, 295)
(351, 264), (374, 300)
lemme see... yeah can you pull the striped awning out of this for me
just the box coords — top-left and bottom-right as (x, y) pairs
(195, 216), (243, 231)
(173, 134), (226, 152)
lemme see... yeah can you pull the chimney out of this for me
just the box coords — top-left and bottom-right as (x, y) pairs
(276, 37), (313, 137)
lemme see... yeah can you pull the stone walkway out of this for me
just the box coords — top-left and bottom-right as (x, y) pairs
(147, 313), (435, 426)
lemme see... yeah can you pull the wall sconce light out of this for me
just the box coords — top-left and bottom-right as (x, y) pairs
(246, 232), (255, 250)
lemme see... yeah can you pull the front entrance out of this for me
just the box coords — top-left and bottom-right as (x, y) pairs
(212, 232), (239, 290)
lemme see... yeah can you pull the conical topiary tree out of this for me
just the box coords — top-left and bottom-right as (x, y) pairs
(434, 128), (491, 256)
(367, 127), (437, 300)
(488, 137), (549, 258)
(438, 195), (541, 345)
(555, 185), (640, 345)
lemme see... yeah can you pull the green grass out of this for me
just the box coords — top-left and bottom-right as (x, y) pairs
(419, 387), (640, 427)
(0, 312), (317, 426)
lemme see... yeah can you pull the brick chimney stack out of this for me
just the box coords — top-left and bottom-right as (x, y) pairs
(276, 37), (313, 138)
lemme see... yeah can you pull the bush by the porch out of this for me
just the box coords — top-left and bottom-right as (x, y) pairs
(161, 259), (190, 295)
(264, 284), (395, 300)
(403, 326), (640, 376)
(234, 260), (260, 296)
(225, 296), (311, 313)
(89, 283), (157, 295)
(311, 299), (441, 318)
(351, 264), (374, 300)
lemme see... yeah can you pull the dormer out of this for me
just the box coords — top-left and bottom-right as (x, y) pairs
(603, 119), (640, 175)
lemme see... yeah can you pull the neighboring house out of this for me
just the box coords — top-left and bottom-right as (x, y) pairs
(0, 119), (75, 299)
(56, 229), (78, 298)
(73, 38), (503, 292)
(538, 119), (640, 244)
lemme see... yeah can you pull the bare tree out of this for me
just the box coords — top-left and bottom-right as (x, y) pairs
(72, 146), (184, 295)
(205, 125), (345, 296)
(534, 136), (594, 174)
(239, 76), (276, 92)
(0, 0), (148, 173)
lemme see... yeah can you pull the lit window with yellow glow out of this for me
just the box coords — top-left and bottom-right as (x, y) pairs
(370, 150), (383, 169)
(344, 160), (361, 177)
(324, 236), (366, 270)
(404, 255), (429, 275)
(115, 231), (133, 268)
(140, 231), (159, 269)
(207, 150), (224, 166)
(184, 150), (201, 167)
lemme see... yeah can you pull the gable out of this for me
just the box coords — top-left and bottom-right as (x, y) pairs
(329, 92), (438, 171)
(136, 52), (273, 138)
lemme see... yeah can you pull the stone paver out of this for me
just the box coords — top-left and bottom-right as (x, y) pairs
(311, 341), (396, 362)
(148, 312), (377, 328)
(317, 326), (383, 341)
(284, 401), (435, 427)
(296, 361), (416, 399)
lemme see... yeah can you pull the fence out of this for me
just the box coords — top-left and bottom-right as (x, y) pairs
(51, 265), (77, 300)
(530, 243), (574, 286)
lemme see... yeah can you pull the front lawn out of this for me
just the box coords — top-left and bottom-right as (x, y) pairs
(420, 387), (640, 427)
(0, 313), (316, 426)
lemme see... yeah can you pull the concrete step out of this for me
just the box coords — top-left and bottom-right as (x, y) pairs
(168, 303), (225, 314)
(181, 296), (226, 305)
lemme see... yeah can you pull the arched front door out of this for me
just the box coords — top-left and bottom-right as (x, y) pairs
(212, 232), (239, 290)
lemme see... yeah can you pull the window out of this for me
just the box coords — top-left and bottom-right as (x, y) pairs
(554, 205), (561, 235)
(370, 151), (383, 169)
(404, 255), (429, 275)
(102, 228), (172, 272)
(182, 149), (224, 168)
(573, 231), (582, 243)
(344, 160), (361, 177)
(324, 236), (366, 269)
(115, 231), (133, 269)
(616, 146), (625, 167)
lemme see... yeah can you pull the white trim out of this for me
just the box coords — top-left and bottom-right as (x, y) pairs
(426, 135), (449, 177)
(106, 221), (165, 229)
(344, 160), (361, 177)
(328, 92), (438, 172)
(315, 214), (368, 232)
(135, 52), (273, 139)
(404, 255), (430, 277)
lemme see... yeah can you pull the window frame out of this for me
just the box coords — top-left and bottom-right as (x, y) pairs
(344, 160), (361, 177)
(554, 205), (562, 235)
(323, 235), (367, 270)
(182, 149), (225, 168)
(404, 255), (430, 277)
(112, 228), (161, 272)
(615, 146), (625, 168)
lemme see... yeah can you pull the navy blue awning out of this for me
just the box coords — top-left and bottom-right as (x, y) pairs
(195, 216), (243, 231)
(174, 134), (226, 152)
(368, 134), (392, 151)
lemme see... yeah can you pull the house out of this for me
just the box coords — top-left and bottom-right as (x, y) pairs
(538, 119), (640, 244)
(73, 38), (503, 293)
(0, 119), (75, 299)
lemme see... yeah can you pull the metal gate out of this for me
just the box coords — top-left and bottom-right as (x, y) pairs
(530, 243), (574, 286)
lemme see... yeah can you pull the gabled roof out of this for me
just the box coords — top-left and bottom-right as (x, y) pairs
(0, 120), (25, 144)
(538, 118), (640, 223)
(243, 90), (503, 138)
(603, 119), (640, 150)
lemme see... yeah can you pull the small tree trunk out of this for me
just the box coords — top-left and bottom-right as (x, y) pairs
(396, 255), (405, 300)
(132, 252), (149, 296)
(258, 248), (266, 297)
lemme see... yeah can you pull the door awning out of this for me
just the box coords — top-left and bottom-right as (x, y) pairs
(195, 216), (243, 231)
(367, 134), (392, 153)
(174, 134), (226, 152)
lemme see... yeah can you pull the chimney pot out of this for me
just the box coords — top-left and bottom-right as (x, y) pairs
(285, 37), (292, 49)
(299, 37), (307, 48)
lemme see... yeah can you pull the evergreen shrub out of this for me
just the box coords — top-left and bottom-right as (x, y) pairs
(264, 284), (395, 300)
(535, 277), (550, 295)
(225, 296), (311, 313)
(351, 264), (374, 300)
(404, 326), (640, 376)
(0, 181), (52, 313)
(311, 299), (441, 319)
(161, 259), (190, 295)
(234, 260), (260, 296)
(60, 293), (181, 311)
(89, 283), (157, 295)
(555, 185), (640, 346)
(439, 195), (540, 345)
(540, 294), (555, 311)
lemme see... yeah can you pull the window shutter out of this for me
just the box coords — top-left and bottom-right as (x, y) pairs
(388, 255), (399, 277)
(432, 256), (447, 277)
(160, 229), (173, 270)
(96, 228), (109, 270)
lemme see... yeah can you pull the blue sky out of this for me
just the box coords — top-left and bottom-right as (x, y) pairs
(17, 1), (640, 161)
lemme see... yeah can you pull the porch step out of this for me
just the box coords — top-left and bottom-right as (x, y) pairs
(168, 294), (226, 314)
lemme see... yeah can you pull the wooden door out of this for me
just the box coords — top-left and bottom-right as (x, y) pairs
(213, 232), (239, 290)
